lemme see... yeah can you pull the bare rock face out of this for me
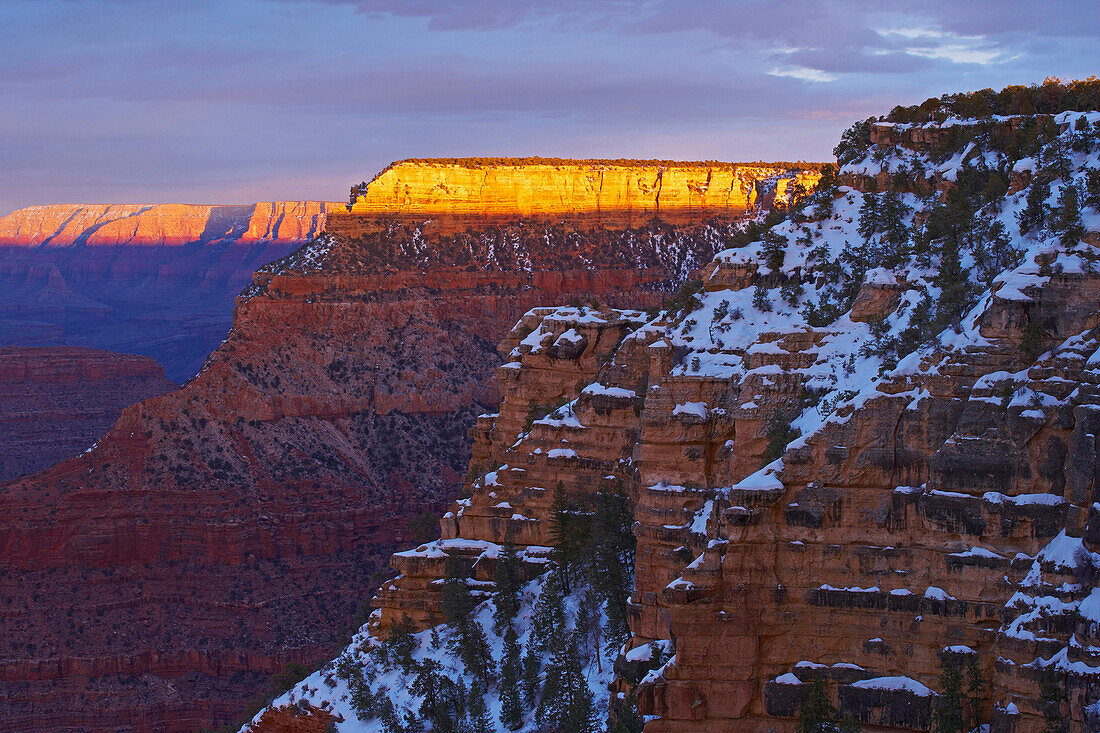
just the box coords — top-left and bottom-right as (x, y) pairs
(0, 202), (341, 382)
(0, 161), (810, 731)
(350, 159), (820, 231)
(0, 346), (177, 481)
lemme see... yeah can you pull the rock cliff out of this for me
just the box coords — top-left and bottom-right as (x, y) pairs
(0, 202), (341, 381)
(0, 161), (809, 731)
(0, 346), (177, 481)
(263, 109), (1100, 733)
(350, 159), (819, 230)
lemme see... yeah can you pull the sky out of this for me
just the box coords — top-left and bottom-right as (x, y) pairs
(0, 0), (1097, 216)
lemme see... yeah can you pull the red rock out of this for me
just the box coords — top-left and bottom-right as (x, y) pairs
(0, 346), (176, 481)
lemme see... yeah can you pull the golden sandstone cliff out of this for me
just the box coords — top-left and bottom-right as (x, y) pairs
(255, 110), (1100, 733)
(348, 158), (819, 230)
(0, 159), (811, 732)
(0, 201), (339, 246)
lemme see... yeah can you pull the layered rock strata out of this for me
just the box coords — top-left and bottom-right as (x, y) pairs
(0, 202), (341, 381)
(0, 161), (808, 731)
(339, 113), (1100, 732)
(349, 159), (820, 231)
(0, 346), (176, 481)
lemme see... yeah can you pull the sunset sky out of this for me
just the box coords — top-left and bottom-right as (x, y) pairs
(1, 0), (1097, 215)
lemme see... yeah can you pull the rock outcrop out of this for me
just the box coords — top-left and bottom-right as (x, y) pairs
(0, 160), (810, 731)
(0, 346), (177, 481)
(282, 110), (1100, 733)
(350, 159), (819, 231)
(0, 202), (341, 381)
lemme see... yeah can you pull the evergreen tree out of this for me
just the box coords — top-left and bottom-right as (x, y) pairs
(971, 214), (1020, 287)
(499, 625), (524, 729)
(412, 660), (465, 733)
(609, 687), (646, 733)
(1039, 667), (1067, 733)
(1085, 169), (1100, 210)
(589, 488), (636, 651)
(522, 644), (542, 709)
(383, 614), (418, 674)
(761, 230), (787, 273)
(752, 281), (772, 312)
(934, 655), (964, 733)
(858, 193), (880, 242)
(1018, 175), (1051, 235)
(878, 190), (912, 260)
(965, 659), (985, 731)
(536, 631), (598, 733)
(530, 571), (568, 654)
(549, 484), (591, 592)
(468, 686), (493, 733)
(441, 554), (476, 626)
(812, 165), (838, 219)
(493, 540), (523, 634)
(933, 238), (973, 332)
(1053, 183), (1085, 247)
(796, 678), (838, 733)
(450, 618), (495, 690)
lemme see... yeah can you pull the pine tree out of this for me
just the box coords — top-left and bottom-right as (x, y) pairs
(1039, 667), (1067, 733)
(934, 655), (964, 733)
(499, 625), (524, 729)
(589, 488), (636, 651)
(530, 571), (568, 654)
(796, 678), (837, 733)
(878, 190), (911, 261)
(522, 644), (541, 709)
(1018, 175), (1051, 235)
(858, 193), (879, 242)
(413, 660), (465, 733)
(965, 659), (985, 731)
(383, 614), (418, 673)
(1053, 183), (1084, 247)
(493, 541), (523, 634)
(609, 687), (646, 733)
(933, 238), (972, 332)
(761, 230), (787, 273)
(441, 555), (476, 626)
(1086, 169), (1100, 209)
(468, 685), (493, 733)
(549, 484), (589, 592)
(752, 281), (772, 312)
(536, 631), (597, 733)
(450, 618), (495, 690)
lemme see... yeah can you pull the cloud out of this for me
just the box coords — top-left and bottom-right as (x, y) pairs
(768, 66), (840, 84)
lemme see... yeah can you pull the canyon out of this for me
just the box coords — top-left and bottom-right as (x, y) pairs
(0, 346), (177, 481)
(0, 161), (810, 731)
(0, 201), (341, 383)
(253, 109), (1100, 733)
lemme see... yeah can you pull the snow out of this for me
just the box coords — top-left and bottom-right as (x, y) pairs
(672, 401), (707, 419)
(546, 448), (578, 459)
(923, 587), (956, 602)
(850, 676), (935, 696)
(774, 673), (802, 685)
(1036, 530), (1095, 570)
(244, 572), (618, 733)
(581, 383), (637, 399)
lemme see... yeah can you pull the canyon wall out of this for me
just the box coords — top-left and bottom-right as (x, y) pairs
(0, 161), (810, 731)
(281, 112), (1100, 733)
(0, 202), (341, 382)
(349, 159), (820, 230)
(0, 346), (177, 481)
